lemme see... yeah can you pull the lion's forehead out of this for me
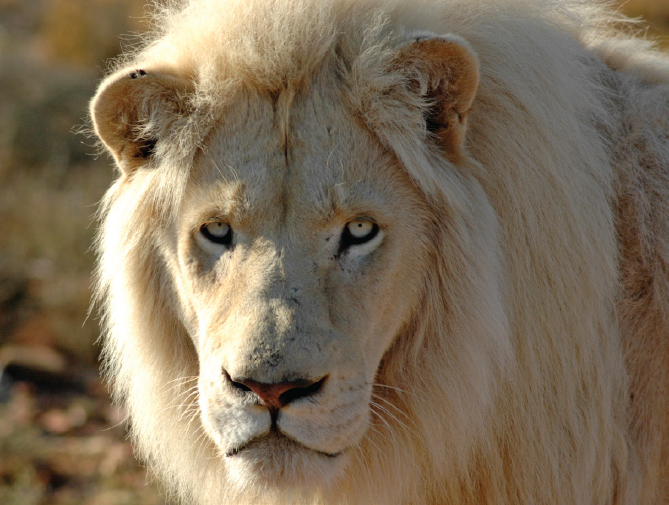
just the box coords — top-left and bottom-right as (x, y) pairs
(187, 86), (405, 230)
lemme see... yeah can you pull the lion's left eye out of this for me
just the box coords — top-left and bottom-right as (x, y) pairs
(200, 222), (232, 247)
(340, 220), (379, 249)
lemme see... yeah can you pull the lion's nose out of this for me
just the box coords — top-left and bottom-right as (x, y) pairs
(225, 371), (327, 411)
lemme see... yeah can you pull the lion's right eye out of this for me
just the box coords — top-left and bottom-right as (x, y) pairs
(200, 222), (232, 247)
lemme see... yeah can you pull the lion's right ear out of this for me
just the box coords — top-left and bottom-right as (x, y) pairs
(90, 69), (194, 173)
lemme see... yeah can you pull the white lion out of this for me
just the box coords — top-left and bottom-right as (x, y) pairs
(89, 0), (669, 503)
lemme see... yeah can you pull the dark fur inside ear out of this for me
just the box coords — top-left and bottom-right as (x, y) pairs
(396, 35), (479, 160)
(90, 69), (193, 173)
(424, 106), (444, 136)
(136, 137), (158, 159)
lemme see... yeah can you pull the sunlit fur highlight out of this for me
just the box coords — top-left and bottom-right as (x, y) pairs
(92, 0), (669, 503)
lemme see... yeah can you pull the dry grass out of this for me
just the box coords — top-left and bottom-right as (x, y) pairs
(617, 0), (669, 48)
(0, 2), (166, 503)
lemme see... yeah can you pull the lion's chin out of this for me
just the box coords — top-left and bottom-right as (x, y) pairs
(223, 433), (348, 492)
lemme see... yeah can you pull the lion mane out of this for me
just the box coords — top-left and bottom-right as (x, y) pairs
(90, 0), (669, 503)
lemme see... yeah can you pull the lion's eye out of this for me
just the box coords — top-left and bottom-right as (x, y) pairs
(347, 221), (374, 239)
(200, 222), (232, 246)
(340, 220), (379, 249)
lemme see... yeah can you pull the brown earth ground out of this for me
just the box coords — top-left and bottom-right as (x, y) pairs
(0, 0), (666, 504)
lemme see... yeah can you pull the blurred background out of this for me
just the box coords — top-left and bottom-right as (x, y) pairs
(0, 1), (666, 504)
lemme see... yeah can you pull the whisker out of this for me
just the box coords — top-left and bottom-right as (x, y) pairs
(370, 399), (420, 440)
(163, 384), (200, 412)
(371, 394), (421, 431)
(165, 375), (199, 386)
(352, 443), (375, 500)
(368, 405), (424, 485)
(370, 382), (421, 399)
(359, 431), (385, 461)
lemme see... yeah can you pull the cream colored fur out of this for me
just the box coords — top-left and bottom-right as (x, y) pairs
(90, 0), (669, 503)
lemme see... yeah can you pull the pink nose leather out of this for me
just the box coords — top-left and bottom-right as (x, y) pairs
(236, 377), (324, 410)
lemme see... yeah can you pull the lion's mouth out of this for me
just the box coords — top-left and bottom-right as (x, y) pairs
(225, 431), (343, 459)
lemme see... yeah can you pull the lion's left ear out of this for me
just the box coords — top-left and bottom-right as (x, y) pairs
(395, 34), (479, 158)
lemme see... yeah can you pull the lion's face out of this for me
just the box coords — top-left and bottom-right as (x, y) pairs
(165, 84), (431, 486)
(91, 26), (484, 499)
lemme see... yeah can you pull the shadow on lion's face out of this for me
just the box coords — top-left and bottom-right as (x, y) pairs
(164, 83), (432, 488)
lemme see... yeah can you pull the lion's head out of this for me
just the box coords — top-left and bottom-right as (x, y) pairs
(89, 0), (659, 503)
